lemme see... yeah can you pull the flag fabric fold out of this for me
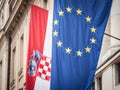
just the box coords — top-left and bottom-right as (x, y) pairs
(51, 0), (112, 90)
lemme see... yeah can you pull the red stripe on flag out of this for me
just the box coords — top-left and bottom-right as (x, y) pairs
(26, 4), (48, 90)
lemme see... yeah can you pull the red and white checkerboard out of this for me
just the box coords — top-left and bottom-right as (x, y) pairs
(37, 56), (51, 81)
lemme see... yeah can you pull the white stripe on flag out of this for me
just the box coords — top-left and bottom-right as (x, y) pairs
(34, 11), (53, 90)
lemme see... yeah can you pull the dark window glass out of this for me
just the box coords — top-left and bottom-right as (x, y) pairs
(118, 62), (120, 83)
(91, 82), (95, 90)
(98, 77), (102, 90)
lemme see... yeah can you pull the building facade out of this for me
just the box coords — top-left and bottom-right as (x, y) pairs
(0, 0), (120, 90)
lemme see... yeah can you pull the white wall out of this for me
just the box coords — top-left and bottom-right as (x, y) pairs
(111, 0), (120, 47)
(102, 66), (113, 90)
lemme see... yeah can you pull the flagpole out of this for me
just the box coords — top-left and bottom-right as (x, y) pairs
(104, 33), (120, 41)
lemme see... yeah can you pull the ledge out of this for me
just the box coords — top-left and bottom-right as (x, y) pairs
(3, 0), (29, 35)
(95, 49), (120, 77)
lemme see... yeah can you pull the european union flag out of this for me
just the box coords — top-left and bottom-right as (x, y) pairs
(51, 0), (112, 90)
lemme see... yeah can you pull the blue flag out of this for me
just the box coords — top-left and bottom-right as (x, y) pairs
(51, 0), (112, 90)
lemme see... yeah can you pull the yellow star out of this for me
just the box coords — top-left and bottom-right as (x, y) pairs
(90, 26), (96, 33)
(85, 16), (92, 22)
(53, 31), (58, 37)
(90, 38), (96, 44)
(66, 6), (72, 13)
(53, 19), (59, 25)
(65, 48), (72, 54)
(57, 41), (62, 47)
(76, 50), (82, 56)
(76, 9), (82, 15)
(58, 10), (64, 16)
(85, 46), (91, 53)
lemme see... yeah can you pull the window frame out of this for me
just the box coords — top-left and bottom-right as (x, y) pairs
(91, 81), (95, 90)
(97, 76), (102, 90)
(115, 61), (120, 85)
(10, 47), (16, 81)
(0, 59), (2, 90)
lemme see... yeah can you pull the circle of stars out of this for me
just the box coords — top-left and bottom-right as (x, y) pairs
(53, 6), (97, 58)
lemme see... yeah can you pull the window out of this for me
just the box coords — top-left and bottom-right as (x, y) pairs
(0, 60), (2, 90)
(91, 81), (95, 90)
(18, 35), (24, 82)
(116, 62), (120, 85)
(97, 76), (102, 90)
(19, 35), (24, 69)
(43, 0), (47, 8)
(10, 47), (16, 81)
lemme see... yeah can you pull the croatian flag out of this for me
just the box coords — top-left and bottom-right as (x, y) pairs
(26, 5), (52, 90)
